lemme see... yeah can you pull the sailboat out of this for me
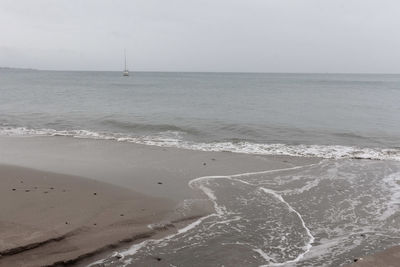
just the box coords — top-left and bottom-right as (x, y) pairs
(123, 50), (129, 76)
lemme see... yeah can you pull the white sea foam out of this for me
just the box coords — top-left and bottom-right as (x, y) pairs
(87, 164), (319, 267)
(380, 171), (400, 220)
(86, 160), (400, 267)
(1, 126), (399, 161)
(257, 187), (314, 266)
(87, 213), (217, 267)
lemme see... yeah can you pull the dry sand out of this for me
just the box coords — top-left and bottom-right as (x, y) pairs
(0, 136), (319, 266)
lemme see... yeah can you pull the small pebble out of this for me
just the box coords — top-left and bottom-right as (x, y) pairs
(12, 188), (16, 191)
(120, 214), (124, 216)
(211, 158), (216, 161)
(203, 162), (206, 166)
(93, 192), (97, 195)
(65, 222), (69, 225)
(44, 191), (49, 194)
(50, 187), (54, 190)
(20, 181), (23, 183)
(156, 257), (162, 261)
(157, 182), (163, 185)
(25, 190), (30, 192)
(93, 223), (97, 226)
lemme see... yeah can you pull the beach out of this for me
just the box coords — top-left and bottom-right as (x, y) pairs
(0, 136), (316, 266)
(0, 164), (171, 266)
(1, 136), (399, 266)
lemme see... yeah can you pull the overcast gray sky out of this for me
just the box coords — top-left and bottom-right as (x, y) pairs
(1, 0), (399, 73)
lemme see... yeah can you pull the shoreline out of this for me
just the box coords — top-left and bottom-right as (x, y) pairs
(0, 136), (319, 266)
(1, 136), (398, 266)
(0, 136), (315, 201)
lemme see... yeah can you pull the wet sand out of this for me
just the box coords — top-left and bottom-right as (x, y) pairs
(0, 136), (319, 266)
(0, 164), (174, 267)
(347, 246), (400, 267)
(0, 136), (310, 202)
(1, 137), (399, 266)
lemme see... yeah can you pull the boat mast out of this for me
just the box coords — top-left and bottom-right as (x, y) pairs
(123, 49), (129, 76)
(124, 49), (127, 71)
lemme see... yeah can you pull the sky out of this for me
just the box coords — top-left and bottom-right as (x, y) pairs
(1, 0), (400, 73)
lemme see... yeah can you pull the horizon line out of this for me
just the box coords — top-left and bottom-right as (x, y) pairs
(1, 66), (399, 75)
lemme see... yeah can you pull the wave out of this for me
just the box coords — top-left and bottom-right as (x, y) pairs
(100, 119), (201, 135)
(0, 126), (399, 161)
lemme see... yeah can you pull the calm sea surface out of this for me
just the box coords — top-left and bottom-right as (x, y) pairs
(1, 70), (400, 159)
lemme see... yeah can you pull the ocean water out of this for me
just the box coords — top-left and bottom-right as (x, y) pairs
(1, 69), (400, 160)
(1, 69), (400, 266)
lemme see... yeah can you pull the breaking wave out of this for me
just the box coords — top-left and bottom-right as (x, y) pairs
(1, 126), (399, 161)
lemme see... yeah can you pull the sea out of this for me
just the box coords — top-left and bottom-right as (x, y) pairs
(1, 69), (400, 266)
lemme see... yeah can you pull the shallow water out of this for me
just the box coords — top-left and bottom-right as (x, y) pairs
(91, 159), (400, 267)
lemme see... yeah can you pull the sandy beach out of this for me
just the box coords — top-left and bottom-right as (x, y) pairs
(1, 136), (399, 266)
(0, 136), (318, 266)
(0, 136), (398, 266)
(0, 164), (172, 266)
